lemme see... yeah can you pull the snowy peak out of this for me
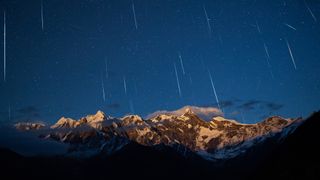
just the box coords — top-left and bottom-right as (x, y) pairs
(51, 117), (79, 129)
(260, 116), (291, 127)
(50, 111), (110, 129)
(15, 122), (45, 131)
(211, 116), (241, 124)
(183, 107), (195, 115)
(212, 116), (226, 122)
(86, 110), (108, 123)
(150, 114), (176, 123)
(121, 115), (145, 126)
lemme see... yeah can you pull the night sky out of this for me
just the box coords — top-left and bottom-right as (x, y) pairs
(0, 0), (319, 124)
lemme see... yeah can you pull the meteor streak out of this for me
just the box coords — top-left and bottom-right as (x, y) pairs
(132, 1), (138, 29)
(304, 0), (317, 22)
(3, 11), (6, 82)
(41, 0), (44, 30)
(178, 52), (185, 75)
(208, 70), (221, 110)
(174, 63), (182, 97)
(283, 23), (296, 31)
(203, 5), (212, 37)
(285, 39), (297, 70)
(101, 77), (106, 102)
(123, 76), (127, 95)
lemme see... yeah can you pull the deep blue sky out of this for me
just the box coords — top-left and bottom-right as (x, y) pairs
(0, 0), (319, 124)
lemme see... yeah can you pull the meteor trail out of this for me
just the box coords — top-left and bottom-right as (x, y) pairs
(304, 0), (317, 22)
(263, 42), (274, 78)
(41, 0), (44, 30)
(203, 5), (212, 37)
(285, 39), (297, 70)
(3, 11), (6, 82)
(101, 77), (106, 102)
(123, 76), (127, 95)
(174, 63), (182, 97)
(255, 20), (261, 34)
(208, 70), (221, 110)
(263, 42), (271, 67)
(178, 52), (185, 75)
(132, 1), (138, 29)
(283, 23), (296, 31)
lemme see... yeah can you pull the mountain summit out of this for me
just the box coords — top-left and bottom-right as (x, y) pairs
(14, 107), (303, 160)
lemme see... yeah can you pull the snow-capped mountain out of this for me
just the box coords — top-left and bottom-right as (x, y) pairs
(14, 106), (303, 160)
(15, 122), (46, 131)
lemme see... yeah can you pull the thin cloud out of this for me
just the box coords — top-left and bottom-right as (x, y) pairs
(220, 100), (235, 108)
(265, 103), (283, 111)
(238, 100), (261, 110)
(238, 100), (284, 112)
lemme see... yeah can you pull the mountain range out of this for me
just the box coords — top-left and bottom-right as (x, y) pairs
(4, 106), (319, 179)
(14, 106), (302, 160)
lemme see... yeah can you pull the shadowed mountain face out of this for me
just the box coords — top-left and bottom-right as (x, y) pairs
(253, 111), (320, 180)
(1, 111), (319, 180)
(14, 107), (302, 160)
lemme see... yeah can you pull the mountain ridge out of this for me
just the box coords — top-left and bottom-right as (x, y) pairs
(2, 111), (319, 180)
(14, 107), (303, 160)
